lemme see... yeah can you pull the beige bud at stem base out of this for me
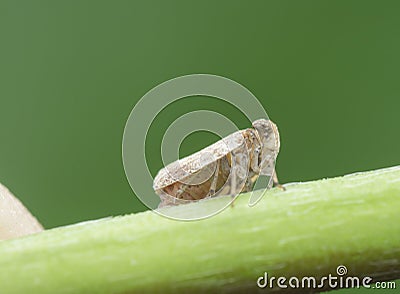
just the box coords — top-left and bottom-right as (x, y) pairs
(0, 183), (43, 240)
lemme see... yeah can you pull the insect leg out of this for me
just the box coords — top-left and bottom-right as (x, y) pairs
(272, 169), (285, 191)
(230, 164), (237, 197)
(175, 183), (188, 199)
(228, 145), (249, 207)
(207, 159), (220, 197)
(228, 166), (237, 208)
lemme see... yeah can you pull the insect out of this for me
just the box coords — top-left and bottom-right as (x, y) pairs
(153, 119), (282, 207)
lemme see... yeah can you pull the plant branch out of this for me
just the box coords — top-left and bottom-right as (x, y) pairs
(0, 166), (399, 293)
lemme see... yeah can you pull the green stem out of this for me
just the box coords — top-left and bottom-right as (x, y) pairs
(1, 166), (399, 293)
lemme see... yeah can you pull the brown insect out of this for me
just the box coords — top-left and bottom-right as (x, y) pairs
(153, 119), (282, 207)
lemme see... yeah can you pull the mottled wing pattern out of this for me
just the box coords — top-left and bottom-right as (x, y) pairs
(153, 130), (246, 190)
(153, 119), (282, 207)
(154, 127), (264, 207)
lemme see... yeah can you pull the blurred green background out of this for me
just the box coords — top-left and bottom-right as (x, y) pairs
(1, 1), (399, 292)
(1, 1), (399, 230)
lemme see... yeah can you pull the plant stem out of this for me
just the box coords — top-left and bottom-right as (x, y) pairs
(0, 166), (399, 293)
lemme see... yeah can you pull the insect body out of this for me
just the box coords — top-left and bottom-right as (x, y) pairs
(153, 119), (281, 207)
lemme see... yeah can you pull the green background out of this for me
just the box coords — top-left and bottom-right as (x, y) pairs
(1, 0), (399, 225)
(2, 0), (399, 227)
(0, 1), (399, 292)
